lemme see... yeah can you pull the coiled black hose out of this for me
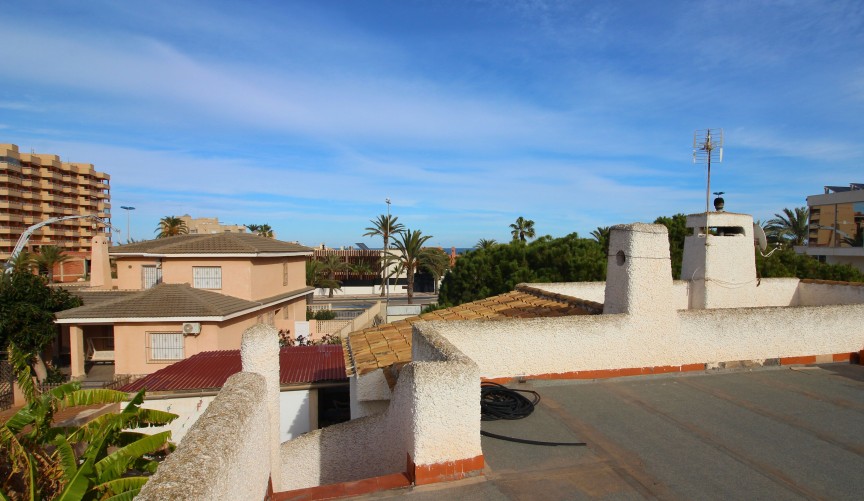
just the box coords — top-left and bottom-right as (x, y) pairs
(480, 381), (586, 447)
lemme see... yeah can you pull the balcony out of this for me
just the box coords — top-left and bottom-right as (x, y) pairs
(0, 213), (24, 223)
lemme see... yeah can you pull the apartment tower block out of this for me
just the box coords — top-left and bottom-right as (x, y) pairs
(0, 143), (111, 280)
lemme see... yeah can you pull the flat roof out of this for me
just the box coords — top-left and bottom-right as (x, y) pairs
(376, 363), (864, 500)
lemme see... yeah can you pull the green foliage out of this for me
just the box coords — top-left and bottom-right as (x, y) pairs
(306, 309), (337, 321)
(757, 248), (864, 281)
(155, 216), (188, 238)
(33, 246), (71, 283)
(0, 379), (177, 500)
(653, 214), (688, 278)
(391, 229), (434, 303)
(509, 217), (536, 242)
(0, 271), (82, 356)
(440, 233), (605, 306)
(245, 224), (274, 237)
(765, 207), (809, 246)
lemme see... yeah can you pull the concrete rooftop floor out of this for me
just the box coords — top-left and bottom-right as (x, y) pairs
(360, 363), (864, 500)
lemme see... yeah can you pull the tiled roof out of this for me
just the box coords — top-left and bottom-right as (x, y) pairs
(121, 345), (346, 393)
(343, 284), (601, 378)
(110, 233), (313, 255)
(56, 283), (309, 321)
(66, 289), (142, 306)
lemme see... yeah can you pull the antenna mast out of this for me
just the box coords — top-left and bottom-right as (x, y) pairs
(693, 129), (724, 212)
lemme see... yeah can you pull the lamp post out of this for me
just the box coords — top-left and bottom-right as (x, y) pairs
(385, 198), (391, 311)
(120, 206), (135, 243)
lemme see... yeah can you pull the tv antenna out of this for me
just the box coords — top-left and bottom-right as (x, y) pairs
(693, 129), (723, 213)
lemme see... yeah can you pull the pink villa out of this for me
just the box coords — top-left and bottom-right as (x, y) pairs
(55, 233), (314, 379)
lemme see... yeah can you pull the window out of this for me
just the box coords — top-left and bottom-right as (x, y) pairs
(148, 332), (183, 361)
(142, 265), (162, 289)
(283, 262), (289, 286)
(193, 266), (222, 289)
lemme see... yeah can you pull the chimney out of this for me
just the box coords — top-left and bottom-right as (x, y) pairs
(89, 235), (112, 290)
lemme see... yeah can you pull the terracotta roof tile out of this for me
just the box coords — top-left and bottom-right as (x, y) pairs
(122, 345), (346, 393)
(110, 233), (313, 255)
(344, 284), (602, 377)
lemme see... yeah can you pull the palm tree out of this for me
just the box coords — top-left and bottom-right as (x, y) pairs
(842, 229), (863, 248)
(33, 245), (70, 283)
(318, 254), (351, 298)
(363, 215), (405, 296)
(391, 229), (433, 304)
(591, 226), (611, 255)
(246, 223), (274, 238)
(419, 247), (450, 293)
(510, 217), (536, 242)
(475, 238), (497, 250)
(766, 207), (809, 246)
(6, 249), (35, 274)
(155, 216), (188, 238)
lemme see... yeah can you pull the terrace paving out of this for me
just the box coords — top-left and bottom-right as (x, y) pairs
(354, 363), (864, 500)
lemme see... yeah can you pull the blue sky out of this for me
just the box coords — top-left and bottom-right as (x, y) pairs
(2, 0), (862, 248)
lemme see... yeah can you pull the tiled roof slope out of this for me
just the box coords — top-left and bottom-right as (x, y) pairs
(344, 284), (601, 378)
(110, 233), (313, 255)
(122, 345), (346, 393)
(56, 283), (259, 319)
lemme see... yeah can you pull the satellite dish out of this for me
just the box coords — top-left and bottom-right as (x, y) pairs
(753, 223), (767, 251)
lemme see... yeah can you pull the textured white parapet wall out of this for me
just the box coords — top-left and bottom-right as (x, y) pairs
(279, 322), (480, 490)
(798, 280), (864, 306)
(137, 373), (271, 501)
(409, 324), (481, 466)
(604, 223), (676, 319)
(681, 212), (758, 309)
(241, 324), (282, 491)
(434, 301), (864, 380)
(679, 304), (864, 362)
(279, 403), (407, 489)
(528, 282), (607, 303)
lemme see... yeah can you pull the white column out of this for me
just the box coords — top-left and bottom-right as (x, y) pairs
(240, 323), (282, 491)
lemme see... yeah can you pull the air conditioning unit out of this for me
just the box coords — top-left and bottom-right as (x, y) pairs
(182, 322), (201, 336)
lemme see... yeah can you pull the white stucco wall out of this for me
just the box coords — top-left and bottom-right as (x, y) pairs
(137, 373), (271, 501)
(752, 278), (800, 306)
(280, 327), (480, 491)
(798, 281), (864, 306)
(528, 282), (606, 303)
(139, 389), (314, 444)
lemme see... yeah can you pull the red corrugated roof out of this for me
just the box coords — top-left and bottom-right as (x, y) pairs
(122, 345), (346, 393)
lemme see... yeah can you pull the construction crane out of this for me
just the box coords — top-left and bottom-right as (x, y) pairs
(3, 215), (117, 274)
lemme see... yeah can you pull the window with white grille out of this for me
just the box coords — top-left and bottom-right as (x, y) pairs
(193, 266), (222, 289)
(148, 332), (184, 361)
(142, 265), (162, 289)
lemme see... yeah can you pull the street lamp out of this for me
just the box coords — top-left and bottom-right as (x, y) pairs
(120, 206), (135, 243)
(385, 198), (391, 319)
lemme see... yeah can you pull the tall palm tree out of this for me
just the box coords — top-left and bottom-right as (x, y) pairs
(363, 214), (405, 296)
(475, 238), (497, 250)
(391, 229), (433, 304)
(318, 254), (351, 298)
(766, 207), (809, 246)
(34, 245), (70, 283)
(510, 217), (536, 242)
(155, 216), (188, 238)
(419, 247), (450, 293)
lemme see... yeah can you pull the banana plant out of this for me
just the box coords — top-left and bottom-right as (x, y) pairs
(1, 345), (178, 500)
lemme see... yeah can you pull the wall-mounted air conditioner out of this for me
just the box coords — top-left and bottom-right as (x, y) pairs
(182, 322), (201, 336)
